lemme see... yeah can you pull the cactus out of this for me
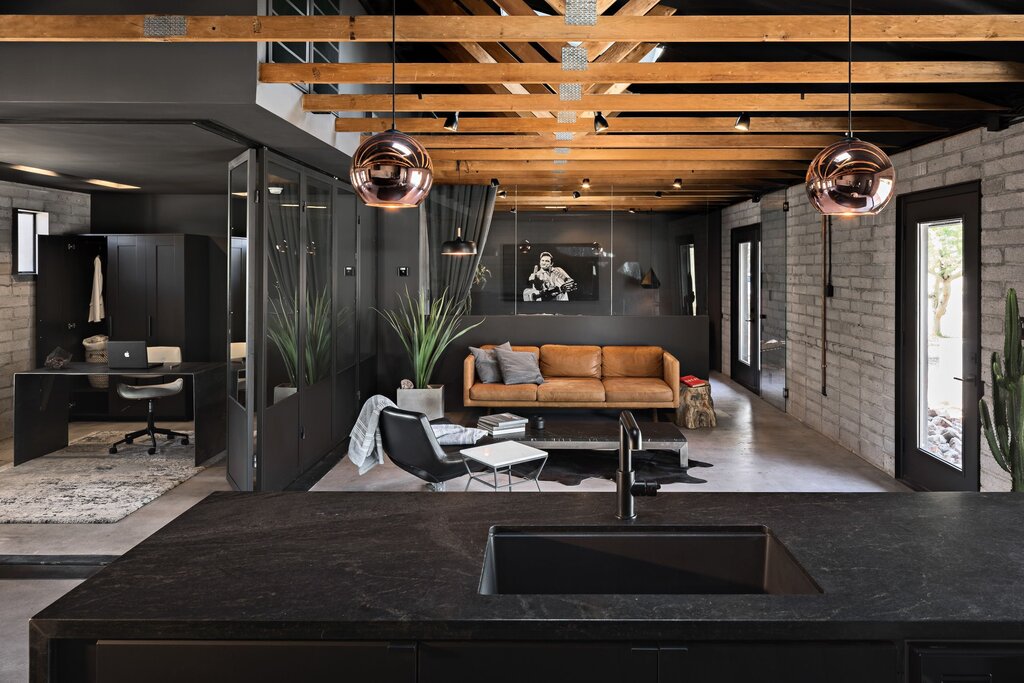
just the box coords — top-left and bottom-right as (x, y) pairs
(980, 288), (1024, 491)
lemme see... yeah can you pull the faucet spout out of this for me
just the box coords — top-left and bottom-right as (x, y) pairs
(616, 411), (660, 520)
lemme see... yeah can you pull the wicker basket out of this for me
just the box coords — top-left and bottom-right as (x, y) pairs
(82, 335), (109, 389)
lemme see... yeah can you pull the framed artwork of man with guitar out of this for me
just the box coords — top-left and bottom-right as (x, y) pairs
(523, 251), (578, 302)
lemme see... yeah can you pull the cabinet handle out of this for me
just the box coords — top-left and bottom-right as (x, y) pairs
(148, 316), (152, 338)
(67, 322), (76, 330)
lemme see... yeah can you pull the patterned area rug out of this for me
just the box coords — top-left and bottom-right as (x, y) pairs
(534, 449), (713, 487)
(0, 430), (206, 524)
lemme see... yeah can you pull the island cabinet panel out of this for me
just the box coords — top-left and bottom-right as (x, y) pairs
(674, 642), (898, 682)
(418, 642), (656, 683)
(418, 641), (897, 683)
(94, 640), (417, 683)
(910, 643), (1024, 682)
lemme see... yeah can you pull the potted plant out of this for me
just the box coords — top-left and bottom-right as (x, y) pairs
(378, 288), (482, 420)
(981, 288), (1024, 491)
(267, 286), (337, 404)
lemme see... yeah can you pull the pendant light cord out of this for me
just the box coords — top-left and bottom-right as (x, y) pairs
(391, 0), (397, 129)
(847, 0), (853, 138)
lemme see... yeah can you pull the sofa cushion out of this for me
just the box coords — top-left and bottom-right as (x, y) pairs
(495, 348), (545, 385)
(602, 377), (674, 402)
(537, 377), (605, 403)
(540, 344), (602, 378)
(469, 342), (512, 383)
(482, 344), (540, 358)
(469, 382), (538, 402)
(602, 346), (664, 378)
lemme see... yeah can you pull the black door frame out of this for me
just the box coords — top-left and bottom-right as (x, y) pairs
(895, 181), (982, 491)
(730, 224), (761, 394)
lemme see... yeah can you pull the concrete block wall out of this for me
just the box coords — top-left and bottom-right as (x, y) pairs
(0, 181), (90, 439)
(721, 121), (1024, 491)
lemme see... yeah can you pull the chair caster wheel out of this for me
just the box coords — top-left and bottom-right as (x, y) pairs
(148, 447), (157, 455)
(126, 438), (133, 444)
(181, 438), (190, 445)
(109, 447), (117, 454)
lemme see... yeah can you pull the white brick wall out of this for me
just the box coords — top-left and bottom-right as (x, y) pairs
(0, 180), (90, 438)
(721, 121), (1024, 491)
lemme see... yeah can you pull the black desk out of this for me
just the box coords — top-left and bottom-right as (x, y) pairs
(14, 362), (225, 467)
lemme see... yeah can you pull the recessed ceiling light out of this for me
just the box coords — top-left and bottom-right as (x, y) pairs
(10, 164), (59, 177)
(86, 178), (140, 190)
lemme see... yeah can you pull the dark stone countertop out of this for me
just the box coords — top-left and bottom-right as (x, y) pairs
(31, 492), (1024, 642)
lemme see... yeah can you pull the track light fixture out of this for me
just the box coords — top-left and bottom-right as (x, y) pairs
(672, 178), (682, 189)
(628, 207), (637, 214)
(581, 178), (591, 189)
(593, 112), (609, 133)
(497, 189), (508, 198)
(442, 112), (459, 132)
(734, 112), (751, 131)
(510, 207), (517, 214)
(751, 194), (762, 204)
(489, 178), (500, 187)
(654, 191), (663, 198)
(572, 191), (581, 199)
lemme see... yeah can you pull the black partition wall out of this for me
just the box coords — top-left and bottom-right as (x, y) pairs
(227, 148), (369, 491)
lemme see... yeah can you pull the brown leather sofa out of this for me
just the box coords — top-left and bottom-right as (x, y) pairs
(463, 344), (680, 410)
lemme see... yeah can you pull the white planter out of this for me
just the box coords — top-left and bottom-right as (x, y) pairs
(397, 385), (445, 420)
(273, 384), (298, 405)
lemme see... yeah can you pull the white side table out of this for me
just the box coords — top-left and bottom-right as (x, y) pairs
(460, 441), (548, 492)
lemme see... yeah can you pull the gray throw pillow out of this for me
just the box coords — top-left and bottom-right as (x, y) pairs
(495, 348), (545, 385)
(469, 342), (512, 383)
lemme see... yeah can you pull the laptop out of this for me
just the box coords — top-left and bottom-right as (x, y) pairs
(107, 341), (162, 369)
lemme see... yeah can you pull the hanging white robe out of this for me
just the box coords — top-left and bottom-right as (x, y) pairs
(88, 256), (105, 322)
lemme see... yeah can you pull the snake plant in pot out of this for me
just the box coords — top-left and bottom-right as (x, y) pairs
(378, 288), (482, 420)
(980, 288), (1024, 491)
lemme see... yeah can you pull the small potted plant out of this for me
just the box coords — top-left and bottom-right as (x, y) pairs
(378, 288), (482, 420)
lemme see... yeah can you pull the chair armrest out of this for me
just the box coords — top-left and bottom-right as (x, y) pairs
(463, 354), (476, 405)
(662, 351), (680, 407)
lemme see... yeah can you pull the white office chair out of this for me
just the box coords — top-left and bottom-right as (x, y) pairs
(109, 346), (190, 455)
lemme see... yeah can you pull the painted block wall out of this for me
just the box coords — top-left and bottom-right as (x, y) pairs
(0, 180), (91, 439)
(721, 122), (1024, 491)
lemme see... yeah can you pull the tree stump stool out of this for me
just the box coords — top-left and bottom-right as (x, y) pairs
(677, 383), (717, 429)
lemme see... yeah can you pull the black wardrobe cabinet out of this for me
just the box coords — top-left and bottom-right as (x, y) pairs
(36, 233), (213, 421)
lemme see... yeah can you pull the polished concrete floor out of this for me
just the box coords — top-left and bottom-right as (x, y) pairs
(313, 373), (907, 494)
(0, 377), (905, 681)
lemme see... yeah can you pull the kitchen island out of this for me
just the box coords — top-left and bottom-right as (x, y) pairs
(31, 491), (1024, 682)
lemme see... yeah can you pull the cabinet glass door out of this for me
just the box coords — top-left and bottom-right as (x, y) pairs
(335, 190), (359, 439)
(300, 177), (334, 469)
(227, 150), (256, 491)
(730, 224), (760, 394)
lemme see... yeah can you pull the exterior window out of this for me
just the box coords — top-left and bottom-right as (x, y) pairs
(14, 208), (49, 275)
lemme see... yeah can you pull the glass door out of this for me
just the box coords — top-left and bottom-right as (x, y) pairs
(226, 150), (256, 491)
(731, 224), (760, 393)
(898, 182), (981, 491)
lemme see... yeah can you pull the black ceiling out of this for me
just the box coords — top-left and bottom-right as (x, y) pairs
(0, 122), (247, 195)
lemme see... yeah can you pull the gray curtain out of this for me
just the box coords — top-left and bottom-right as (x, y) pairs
(422, 184), (497, 308)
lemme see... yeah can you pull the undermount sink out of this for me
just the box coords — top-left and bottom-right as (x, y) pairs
(479, 526), (821, 595)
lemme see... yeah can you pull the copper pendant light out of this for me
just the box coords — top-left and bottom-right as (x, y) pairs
(350, 0), (433, 209)
(806, 0), (894, 216)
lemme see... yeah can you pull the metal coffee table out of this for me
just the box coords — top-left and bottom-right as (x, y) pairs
(485, 419), (689, 468)
(460, 441), (549, 492)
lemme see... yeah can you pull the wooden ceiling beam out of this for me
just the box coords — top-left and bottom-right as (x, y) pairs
(306, 92), (1000, 112)
(8, 15), (1024, 42)
(415, 133), (845, 148)
(336, 115), (942, 133)
(430, 148), (813, 161)
(263, 61), (1024, 85)
(438, 159), (807, 171)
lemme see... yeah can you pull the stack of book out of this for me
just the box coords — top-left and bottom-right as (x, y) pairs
(477, 412), (528, 436)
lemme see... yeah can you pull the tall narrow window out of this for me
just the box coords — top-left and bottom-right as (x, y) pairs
(737, 241), (752, 365)
(14, 208), (49, 275)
